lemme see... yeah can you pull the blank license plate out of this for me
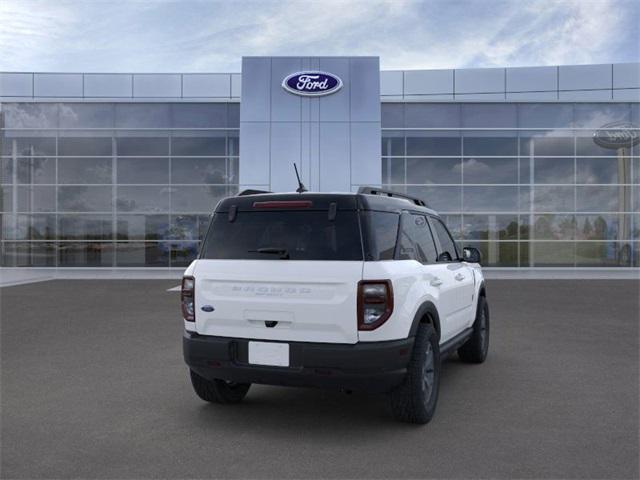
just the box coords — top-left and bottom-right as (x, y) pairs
(248, 341), (290, 367)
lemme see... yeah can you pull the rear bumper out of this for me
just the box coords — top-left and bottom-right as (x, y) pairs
(183, 332), (414, 393)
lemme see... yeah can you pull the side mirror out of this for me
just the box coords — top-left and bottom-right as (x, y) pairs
(463, 247), (482, 264)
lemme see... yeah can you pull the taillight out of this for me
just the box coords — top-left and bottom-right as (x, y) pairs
(181, 276), (195, 322)
(357, 280), (393, 330)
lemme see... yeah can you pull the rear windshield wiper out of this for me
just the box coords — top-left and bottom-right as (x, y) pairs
(248, 247), (290, 259)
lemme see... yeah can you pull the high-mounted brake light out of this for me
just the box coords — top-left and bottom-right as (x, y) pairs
(181, 276), (195, 322)
(253, 200), (313, 209)
(357, 280), (394, 330)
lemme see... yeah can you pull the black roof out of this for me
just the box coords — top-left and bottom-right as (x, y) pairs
(215, 191), (439, 216)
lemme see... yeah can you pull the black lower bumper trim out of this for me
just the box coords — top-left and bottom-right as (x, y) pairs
(183, 332), (414, 393)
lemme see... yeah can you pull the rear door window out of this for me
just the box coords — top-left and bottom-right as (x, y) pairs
(429, 217), (459, 261)
(397, 213), (438, 263)
(201, 210), (363, 261)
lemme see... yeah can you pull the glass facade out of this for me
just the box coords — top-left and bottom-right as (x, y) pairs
(382, 102), (639, 267)
(0, 103), (239, 267)
(1, 100), (638, 268)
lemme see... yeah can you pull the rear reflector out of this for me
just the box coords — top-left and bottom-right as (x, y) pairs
(253, 200), (312, 209)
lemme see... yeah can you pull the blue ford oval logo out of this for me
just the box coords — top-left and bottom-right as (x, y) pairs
(282, 71), (343, 97)
(593, 121), (640, 149)
(201, 305), (214, 312)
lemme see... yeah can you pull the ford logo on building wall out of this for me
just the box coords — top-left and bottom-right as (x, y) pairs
(282, 71), (343, 97)
(593, 121), (640, 149)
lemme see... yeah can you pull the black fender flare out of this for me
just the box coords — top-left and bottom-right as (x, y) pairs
(408, 301), (442, 340)
(478, 280), (486, 298)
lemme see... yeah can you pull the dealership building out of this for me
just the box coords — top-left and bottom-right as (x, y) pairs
(0, 57), (638, 271)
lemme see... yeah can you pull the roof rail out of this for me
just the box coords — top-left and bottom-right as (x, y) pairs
(238, 189), (272, 196)
(357, 186), (428, 207)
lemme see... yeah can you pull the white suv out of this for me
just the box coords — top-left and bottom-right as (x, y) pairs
(182, 187), (489, 424)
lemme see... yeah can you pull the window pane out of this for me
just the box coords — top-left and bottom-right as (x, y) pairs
(58, 158), (112, 184)
(440, 214), (462, 240)
(362, 211), (399, 261)
(170, 241), (200, 267)
(2, 214), (56, 240)
(463, 241), (518, 267)
(533, 158), (574, 184)
(17, 186), (56, 212)
(533, 186), (575, 212)
(576, 214), (632, 241)
(1, 242), (56, 267)
(168, 215), (202, 241)
(58, 214), (112, 240)
(1, 136), (56, 156)
(171, 158), (229, 184)
(16, 157), (56, 184)
(405, 104), (461, 128)
(114, 104), (171, 128)
(382, 158), (405, 184)
(117, 157), (169, 184)
(1, 158), (12, 184)
(406, 135), (461, 156)
(462, 214), (519, 240)
(381, 134), (404, 156)
(58, 242), (114, 267)
(406, 158), (461, 184)
(171, 104), (228, 128)
(381, 104), (404, 128)
(520, 135), (574, 156)
(58, 186), (111, 212)
(116, 137), (168, 156)
(462, 158), (518, 184)
(531, 242), (575, 266)
(463, 186), (519, 212)
(461, 104), (516, 128)
(576, 186), (628, 212)
(115, 242), (169, 267)
(406, 186), (461, 212)
(533, 214), (576, 240)
(58, 137), (112, 156)
(117, 214), (169, 240)
(171, 136), (226, 156)
(575, 242), (631, 267)
(171, 185), (231, 212)
(576, 136), (623, 157)
(116, 186), (170, 213)
(2, 104), (58, 128)
(576, 158), (630, 184)
(573, 104), (630, 128)
(59, 104), (114, 128)
(517, 104), (573, 129)
(463, 137), (518, 156)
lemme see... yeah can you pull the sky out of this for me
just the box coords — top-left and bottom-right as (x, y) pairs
(0, 0), (638, 73)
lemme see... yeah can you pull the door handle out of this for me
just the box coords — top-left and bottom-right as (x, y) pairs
(430, 277), (443, 287)
(454, 273), (465, 281)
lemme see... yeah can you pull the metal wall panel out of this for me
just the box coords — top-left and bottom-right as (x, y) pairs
(318, 57), (350, 122)
(34, 74), (83, 97)
(0, 73), (32, 97)
(183, 74), (231, 97)
(506, 66), (557, 92)
(455, 68), (504, 94)
(380, 71), (403, 96)
(559, 64), (611, 91)
(558, 90), (612, 101)
(404, 69), (453, 95)
(612, 89), (640, 101)
(133, 74), (181, 97)
(613, 63), (640, 89)
(84, 74), (132, 97)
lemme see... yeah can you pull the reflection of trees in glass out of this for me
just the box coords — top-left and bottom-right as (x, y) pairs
(534, 215), (576, 240)
(58, 186), (88, 211)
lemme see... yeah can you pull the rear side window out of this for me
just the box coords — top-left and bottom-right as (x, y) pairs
(430, 217), (459, 261)
(201, 210), (363, 261)
(397, 213), (438, 263)
(362, 211), (399, 260)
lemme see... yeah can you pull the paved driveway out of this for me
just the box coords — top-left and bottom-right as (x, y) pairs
(1, 280), (638, 479)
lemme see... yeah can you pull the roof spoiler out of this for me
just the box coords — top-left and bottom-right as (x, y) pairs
(357, 186), (428, 207)
(238, 189), (272, 196)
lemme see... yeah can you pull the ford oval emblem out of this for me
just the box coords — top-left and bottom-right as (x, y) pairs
(282, 71), (343, 97)
(593, 121), (639, 149)
(201, 305), (214, 312)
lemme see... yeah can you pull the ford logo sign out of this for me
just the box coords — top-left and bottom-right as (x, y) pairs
(282, 71), (343, 97)
(593, 121), (640, 149)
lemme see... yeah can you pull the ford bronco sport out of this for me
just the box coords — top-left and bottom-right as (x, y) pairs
(182, 187), (489, 424)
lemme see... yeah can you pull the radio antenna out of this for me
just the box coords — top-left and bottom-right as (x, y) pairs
(293, 163), (308, 193)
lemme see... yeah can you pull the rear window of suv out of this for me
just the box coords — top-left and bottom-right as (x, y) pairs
(201, 210), (363, 261)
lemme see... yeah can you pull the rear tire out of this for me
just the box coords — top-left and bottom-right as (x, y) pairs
(189, 370), (251, 404)
(389, 323), (440, 424)
(458, 295), (489, 364)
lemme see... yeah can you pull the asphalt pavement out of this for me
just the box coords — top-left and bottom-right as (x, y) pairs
(1, 279), (638, 479)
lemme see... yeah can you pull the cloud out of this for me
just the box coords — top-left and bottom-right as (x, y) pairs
(0, 0), (637, 72)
